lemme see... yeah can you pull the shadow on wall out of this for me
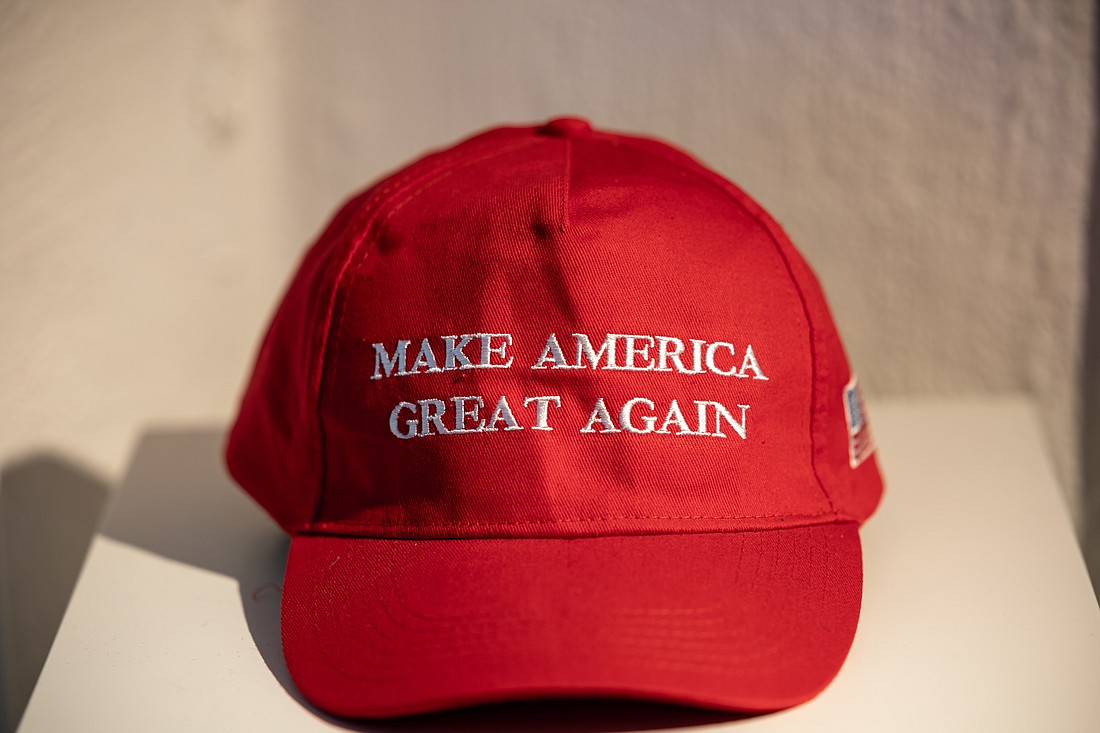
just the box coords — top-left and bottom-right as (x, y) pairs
(91, 428), (742, 732)
(0, 455), (110, 733)
(1083, 1), (1100, 602)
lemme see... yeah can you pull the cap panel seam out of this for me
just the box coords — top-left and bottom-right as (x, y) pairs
(316, 509), (838, 529)
(560, 137), (571, 232)
(309, 136), (544, 527)
(609, 138), (839, 517)
(324, 136), (543, 388)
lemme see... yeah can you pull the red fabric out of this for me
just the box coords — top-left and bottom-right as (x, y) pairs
(283, 525), (863, 718)
(225, 117), (884, 717)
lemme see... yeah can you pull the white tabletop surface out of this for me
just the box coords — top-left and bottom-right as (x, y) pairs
(19, 398), (1100, 732)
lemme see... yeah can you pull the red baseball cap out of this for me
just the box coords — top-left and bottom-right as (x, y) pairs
(226, 117), (884, 718)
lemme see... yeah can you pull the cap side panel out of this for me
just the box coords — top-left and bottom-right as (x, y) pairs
(705, 197), (883, 522)
(226, 127), (541, 533)
(611, 136), (840, 517)
(605, 133), (882, 522)
(225, 193), (366, 532)
(771, 250), (885, 522)
(312, 137), (544, 528)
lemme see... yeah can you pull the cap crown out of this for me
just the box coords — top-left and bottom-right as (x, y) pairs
(227, 121), (883, 539)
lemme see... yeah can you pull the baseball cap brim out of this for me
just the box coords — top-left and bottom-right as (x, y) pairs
(280, 523), (863, 719)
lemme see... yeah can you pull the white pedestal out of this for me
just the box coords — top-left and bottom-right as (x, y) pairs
(19, 398), (1100, 732)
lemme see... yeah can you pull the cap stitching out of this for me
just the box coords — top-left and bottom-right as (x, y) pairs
(560, 137), (571, 232)
(313, 509), (837, 529)
(609, 137), (839, 516)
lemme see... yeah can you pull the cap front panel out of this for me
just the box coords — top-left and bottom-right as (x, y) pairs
(317, 132), (832, 538)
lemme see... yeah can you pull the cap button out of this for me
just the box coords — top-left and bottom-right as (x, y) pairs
(537, 116), (593, 138)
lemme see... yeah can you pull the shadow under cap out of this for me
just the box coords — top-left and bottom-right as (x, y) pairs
(102, 427), (745, 730)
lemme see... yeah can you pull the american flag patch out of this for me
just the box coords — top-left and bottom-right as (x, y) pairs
(843, 376), (875, 468)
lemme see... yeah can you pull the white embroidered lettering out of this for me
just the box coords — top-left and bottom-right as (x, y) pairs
(375, 329), (768, 441)
(524, 395), (562, 430)
(580, 398), (621, 433)
(531, 333), (574, 369)
(701, 401), (750, 439)
(416, 398), (450, 436)
(655, 336), (686, 373)
(408, 338), (442, 375)
(689, 339), (706, 374)
(374, 332), (762, 379)
(573, 332), (616, 369)
(479, 333), (514, 368)
(655, 399), (695, 435)
(695, 401), (711, 435)
(621, 335), (656, 371)
(388, 401), (418, 438)
(738, 344), (768, 380)
(372, 340), (410, 379)
(442, 335), (476, 370)
(620, 397), (657, 433)
(583, 397), (749, 438)
(484, 395), (523, 432)
(370, 333), (514, 378)
(450, 395), (485, 433)
(704, 341), (738, 377)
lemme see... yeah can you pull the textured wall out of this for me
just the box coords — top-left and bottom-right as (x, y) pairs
(0, 0), (289, 482)
(0, 0), (1095, 728)
(0, 1), (289, 729)
(1, 0), (1092, 523)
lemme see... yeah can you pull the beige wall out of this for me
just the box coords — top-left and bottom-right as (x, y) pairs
(0, 0), (291, 485)
(0, 0), (1095, 728)
(0, 1), (291, 728)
